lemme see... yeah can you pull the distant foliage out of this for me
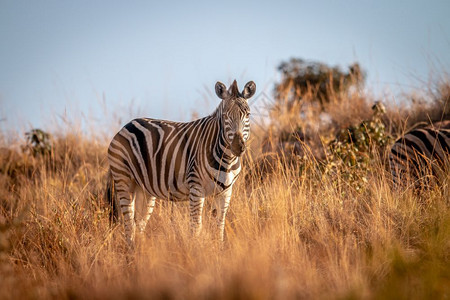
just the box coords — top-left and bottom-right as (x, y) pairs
(275, 58), (365, 109)
(23, 129), (53, 157)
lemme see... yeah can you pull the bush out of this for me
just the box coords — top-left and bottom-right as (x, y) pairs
(326, 102), (391, 190)
(23, 129), (53, 157)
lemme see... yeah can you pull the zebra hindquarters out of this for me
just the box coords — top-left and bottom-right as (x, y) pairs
(107, 170), (156, 245)
(134, 186), (156, 233)
(109, 173), (138, 246)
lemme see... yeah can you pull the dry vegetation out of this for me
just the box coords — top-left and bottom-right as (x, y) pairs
(0, 74), (449, 299)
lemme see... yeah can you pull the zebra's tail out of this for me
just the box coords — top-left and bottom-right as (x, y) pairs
(105, 169), (119, 223)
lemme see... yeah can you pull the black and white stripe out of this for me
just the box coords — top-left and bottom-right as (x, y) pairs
(389, 120), (450, 189)
(107, 80), (256, 244)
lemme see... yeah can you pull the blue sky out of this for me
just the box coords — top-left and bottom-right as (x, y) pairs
(1, 0), (449, 134)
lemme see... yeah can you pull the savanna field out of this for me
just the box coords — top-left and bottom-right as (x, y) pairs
(1, 64), (449, 299)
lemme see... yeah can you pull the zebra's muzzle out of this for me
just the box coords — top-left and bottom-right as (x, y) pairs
(231, 134), (246, 156)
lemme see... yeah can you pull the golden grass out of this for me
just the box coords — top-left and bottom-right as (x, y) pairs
(1, 76), (449, 299)
(0, 126), (449, 300)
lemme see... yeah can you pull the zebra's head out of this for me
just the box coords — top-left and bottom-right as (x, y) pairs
(215, 80), (256, 156)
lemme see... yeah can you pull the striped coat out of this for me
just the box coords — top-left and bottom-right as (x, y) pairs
(107, 80), (256, 245)
(389, 120), (450, 189)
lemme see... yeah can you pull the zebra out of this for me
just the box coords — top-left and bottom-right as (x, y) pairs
(389, 120), (450, 189)
(107, 80), (256, 245)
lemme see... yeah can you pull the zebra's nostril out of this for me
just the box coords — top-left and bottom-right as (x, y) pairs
(231, 136), (245, 149)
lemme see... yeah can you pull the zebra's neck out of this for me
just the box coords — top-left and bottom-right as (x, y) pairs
(207, 108), (238, 167)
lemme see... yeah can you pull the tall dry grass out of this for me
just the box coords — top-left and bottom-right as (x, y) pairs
(0, 81), (449, 299)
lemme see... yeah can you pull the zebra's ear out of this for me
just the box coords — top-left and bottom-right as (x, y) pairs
(215, 82), (228, 100)
(242, 81), (256, 99)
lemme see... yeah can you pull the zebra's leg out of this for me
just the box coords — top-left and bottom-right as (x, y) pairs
(215, 190), (232, 241)
(115, 179), (137, 246)
(189, 188), (205, 236)
(135, 189), (156, 233)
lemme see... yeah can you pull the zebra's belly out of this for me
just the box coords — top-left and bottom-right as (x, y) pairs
(166, 180), (190, 201)
(141, 165), (241, 199)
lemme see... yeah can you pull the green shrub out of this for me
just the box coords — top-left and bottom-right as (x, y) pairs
(326, 102), (391, 191)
